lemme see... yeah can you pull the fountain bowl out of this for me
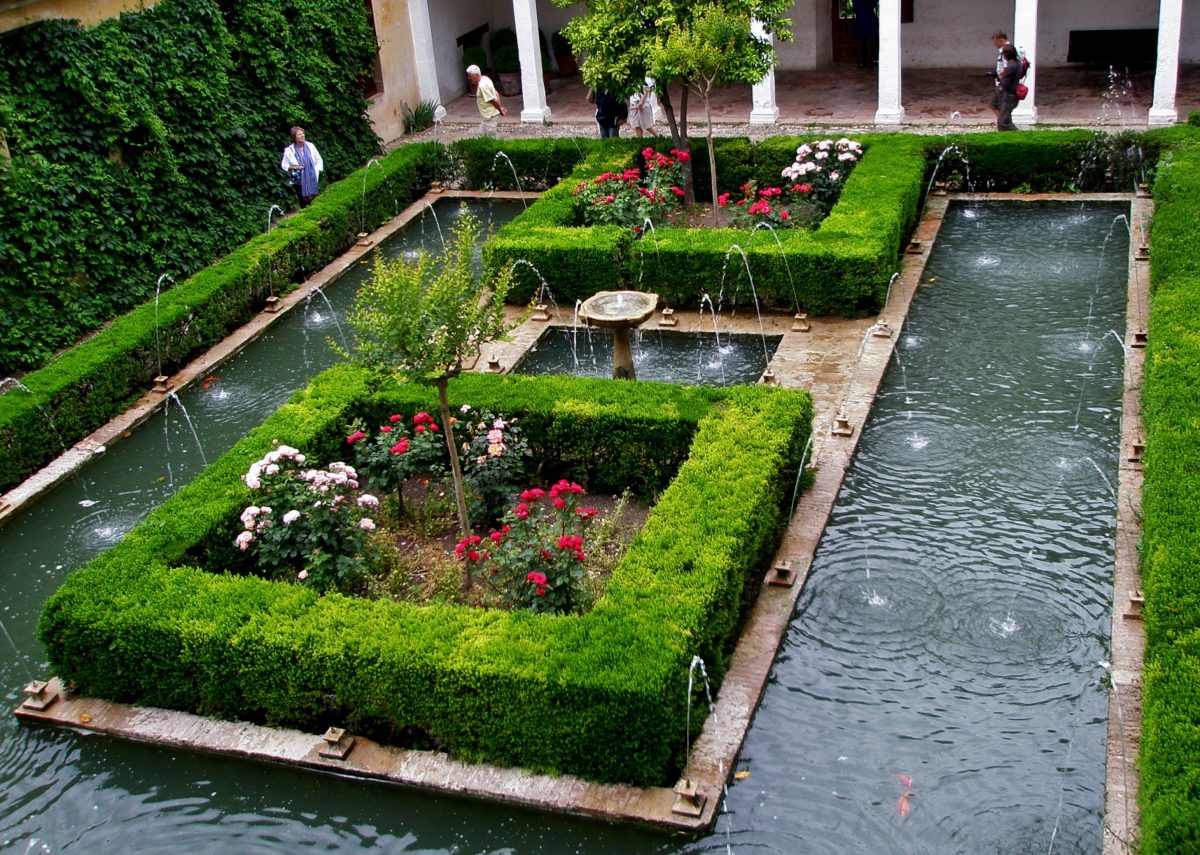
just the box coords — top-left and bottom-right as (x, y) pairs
(578, 290), (658, 330)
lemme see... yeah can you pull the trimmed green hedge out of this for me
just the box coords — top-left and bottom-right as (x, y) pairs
(1137, 130), (1200, 853)
(446, 136), (595, 191)
(485, 134), (927, 315)
(0, 143), (444, 493)
(39, 366), (812, 785)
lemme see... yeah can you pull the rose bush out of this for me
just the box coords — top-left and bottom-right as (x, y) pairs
(457, 479), (598, 615)
(572, 147), (690, 231)
(719, 181), (821, 230)
(347, 411), (446, 514)
(456, 404), (530, 528)
(780, 137), (863, 215)
(237, 444), (378, 594)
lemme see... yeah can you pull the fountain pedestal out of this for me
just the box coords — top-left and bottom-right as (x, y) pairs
(578, 290), (659, 380)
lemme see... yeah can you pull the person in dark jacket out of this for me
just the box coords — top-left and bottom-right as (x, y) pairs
(588, 88), (627, 138)
(996, 43), (1021, 131)
(852, 0), (879, 68)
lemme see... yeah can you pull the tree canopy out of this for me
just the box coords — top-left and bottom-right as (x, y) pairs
(344, 208), (512, 537)
(557, 0), (791, 201)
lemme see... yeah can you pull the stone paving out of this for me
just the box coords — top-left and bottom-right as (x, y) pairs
(11, 192), (1148, 844)
(422, 63), (1200, 145)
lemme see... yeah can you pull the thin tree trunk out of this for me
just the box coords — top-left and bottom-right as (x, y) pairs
(657, 86), (695, 207)
(679, 88), (695, 207)
(437, 378), (471, 539)
(702, 80), (720, 226)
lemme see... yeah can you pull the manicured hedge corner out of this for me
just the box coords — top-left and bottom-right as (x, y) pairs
(40, 366), (812, 786)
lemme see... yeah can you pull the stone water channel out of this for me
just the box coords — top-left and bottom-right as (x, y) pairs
(1, 196), (1139, 852)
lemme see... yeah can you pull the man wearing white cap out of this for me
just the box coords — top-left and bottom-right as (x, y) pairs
(466, 64), (507, 135)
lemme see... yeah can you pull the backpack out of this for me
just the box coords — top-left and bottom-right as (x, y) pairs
(1018, 51), (1030, 80)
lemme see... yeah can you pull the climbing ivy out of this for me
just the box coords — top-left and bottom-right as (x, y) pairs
(0, 0), (380, 373)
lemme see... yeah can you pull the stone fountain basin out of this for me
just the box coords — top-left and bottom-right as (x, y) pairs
(578, 290), (658, 329)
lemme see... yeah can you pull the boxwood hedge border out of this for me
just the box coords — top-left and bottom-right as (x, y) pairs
(38, 367), (812, 786)
(1134, 125), (1200, 854)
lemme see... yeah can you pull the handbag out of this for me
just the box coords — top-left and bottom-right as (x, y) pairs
(288, 168), (302, 186)
(1015, 83), (1029, 101)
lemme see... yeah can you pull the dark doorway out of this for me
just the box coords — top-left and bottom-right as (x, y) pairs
(832, 0), (858, 63)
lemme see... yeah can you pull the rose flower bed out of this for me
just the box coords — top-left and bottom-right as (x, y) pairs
(234, 404), (640, 614)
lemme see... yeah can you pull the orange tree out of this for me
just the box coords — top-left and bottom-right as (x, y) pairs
(556, 0), (791, 206)
(341, 208), (513, 538)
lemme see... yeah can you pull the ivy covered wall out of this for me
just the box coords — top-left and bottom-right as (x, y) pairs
(0, 0), (381, 374)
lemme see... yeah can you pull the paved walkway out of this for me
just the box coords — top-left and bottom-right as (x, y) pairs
(429, 64), (1200, 142)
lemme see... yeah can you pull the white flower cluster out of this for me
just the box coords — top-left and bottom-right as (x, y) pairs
(298, 460), (360, 494)
(236, 451), (377, 551)
(242, 445), (305, 490)
(236, 505), (272, 550)
(781, 138), (863, 182)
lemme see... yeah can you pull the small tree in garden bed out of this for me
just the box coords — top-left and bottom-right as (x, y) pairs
(559, 0), (791, 206)
(649, 3), (779, 224)
(342, 208), (514, 539)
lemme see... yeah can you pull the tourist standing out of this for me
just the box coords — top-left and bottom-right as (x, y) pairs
(987, 30), (1011, 121)
(627, 78), (660, 138)
(281, 126), (323, 208)
(852, 0), (879, 68)
(588, 88), (627, 138)
(467, 64), (507, 135)
(996, 43), (1021, 131)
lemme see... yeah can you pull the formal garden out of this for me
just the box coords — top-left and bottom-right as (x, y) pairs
(4, 0), (1200, 850)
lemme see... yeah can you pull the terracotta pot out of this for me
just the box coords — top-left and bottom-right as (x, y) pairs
(497, 71), (521, 96)
(556, 54), (577, 76)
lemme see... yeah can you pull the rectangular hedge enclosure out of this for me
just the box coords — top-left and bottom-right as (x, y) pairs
(483, 134), (928, 315)
(38, 367), (812, 785)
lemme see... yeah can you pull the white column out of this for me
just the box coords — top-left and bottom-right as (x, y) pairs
(407, 0), (440, 105)
(513, 0), (551, 123)
(1149, 0), (1184, 126)
(874, 0), (904, 124)
(1012, 0), (1038, 124)
(749, 18), (779, 125)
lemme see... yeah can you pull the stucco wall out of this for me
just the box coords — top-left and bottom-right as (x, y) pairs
(368, 0), (420, 144)
(776, 0), (827, 70)
(427, 0), (491, 104)
(0, 0), (156, 31)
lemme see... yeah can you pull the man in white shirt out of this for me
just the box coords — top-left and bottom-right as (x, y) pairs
(466, 64), (507, 135)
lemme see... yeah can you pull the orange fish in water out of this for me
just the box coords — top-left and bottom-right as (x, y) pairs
(201, 375), (219, 390)
(897, 792), (911, 818)
(896, 773), (913, 789)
